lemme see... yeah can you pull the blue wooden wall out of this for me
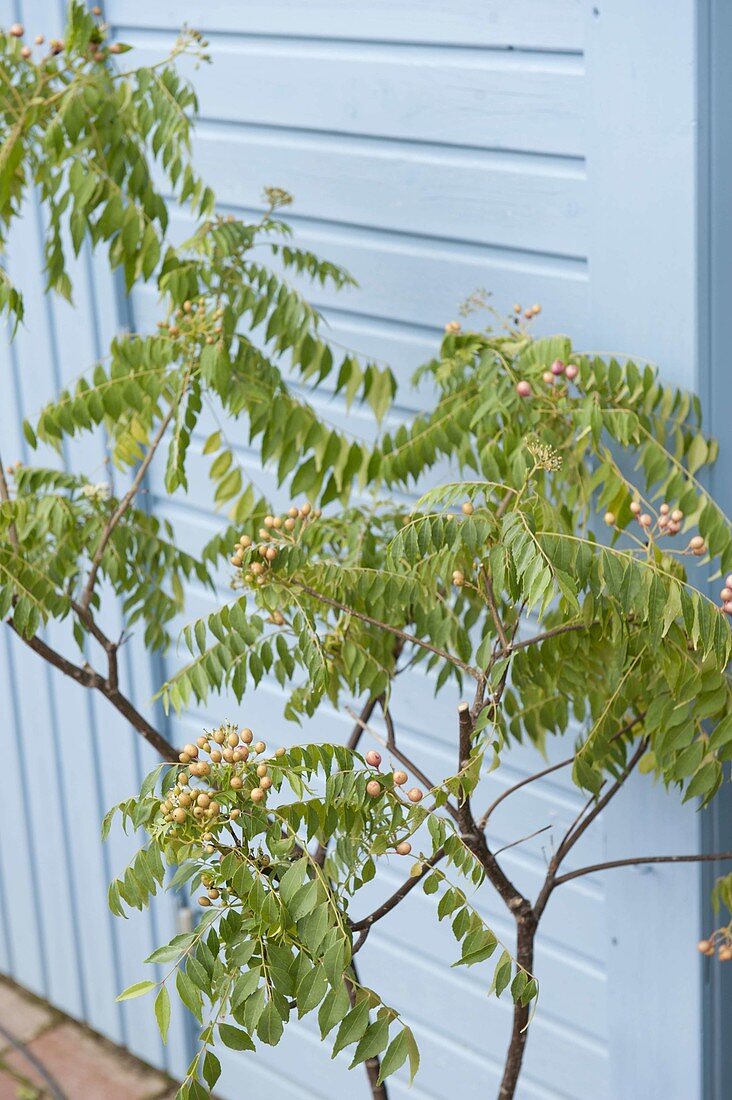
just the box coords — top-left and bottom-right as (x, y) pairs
(0, 2), (724, 1098)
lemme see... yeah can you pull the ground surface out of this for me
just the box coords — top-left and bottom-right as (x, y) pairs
(0, 976), (178, 1099)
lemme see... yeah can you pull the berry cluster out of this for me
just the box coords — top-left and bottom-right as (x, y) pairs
(718, 576), (732, 617)
(363, 748), (423, 854)
(5, 8), (120, 61)
(229, 503), (321, 586)
(516, 359), (578, 399)
(604, 501), (707, 555)
(697, 930), (732, 962)
(157, 299), (225, 348)
(161, 723), (280, 856)
(513, 303), (542, 321)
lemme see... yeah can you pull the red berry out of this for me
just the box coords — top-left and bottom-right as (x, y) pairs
(550, 359), (565, 376)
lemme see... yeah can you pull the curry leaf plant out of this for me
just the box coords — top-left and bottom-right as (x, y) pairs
(2, 8), (732, 1100)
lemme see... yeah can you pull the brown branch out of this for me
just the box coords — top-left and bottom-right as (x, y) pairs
(79, 402), (177, 612)
(292, 581), (482, 682)
(345, 959), (388, 1100)
(554, 851), (732, 887)
(508, 620), (594, 654)
(10, 623), (177, 761)
(480, 567), (510, 654)
(478, 754), (575, 829)
(350, 848), (446, 933)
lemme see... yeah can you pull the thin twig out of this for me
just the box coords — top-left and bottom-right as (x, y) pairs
(554, 851), (732, 887)
(292, 580), (482, 682)
(79, 402), (178, 611)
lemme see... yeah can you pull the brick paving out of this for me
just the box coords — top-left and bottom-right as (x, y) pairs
(0, 977), (177, 1100)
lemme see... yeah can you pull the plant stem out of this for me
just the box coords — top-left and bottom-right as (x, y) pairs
(346, 952), (388, 1099)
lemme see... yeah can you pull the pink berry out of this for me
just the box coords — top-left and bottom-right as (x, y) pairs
(550, 359), (565, 376)
(726, 575), (732, 589)
(565, 364), (579, 380)
(365, 750), (382, 768)
(639, 513), (652, 527)
(721, 588), (732, 601)
(724, 602), (732, 616)
(516, 381), (532, 398)
(366, 780), (382, 798)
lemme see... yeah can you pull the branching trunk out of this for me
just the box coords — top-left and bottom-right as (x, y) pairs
(498, 913), (537, 1100)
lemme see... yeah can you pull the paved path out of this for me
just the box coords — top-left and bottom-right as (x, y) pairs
(0, 976), (177, 1099)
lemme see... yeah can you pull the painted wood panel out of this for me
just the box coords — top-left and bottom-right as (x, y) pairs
(1, 0), (721, 1098)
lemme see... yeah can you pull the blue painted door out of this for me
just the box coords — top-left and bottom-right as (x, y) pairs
(0, 2), (723, 1098)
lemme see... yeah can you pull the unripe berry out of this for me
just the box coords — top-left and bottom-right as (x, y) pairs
(254, 741), (266, 753)
(265, 547), (277, 561)
(366, 780), (382, 797)
(178, 752), (191, 764)
(393, 770), (408, 786)
(197, 793), (210, 809)
(250, 788), (265, 803)
(208, 802), (220, 817)
(301, 502), (312, 516)
(230, 809), (241, 820)
(256, 764), (268, 777)
(630, 501), (641, 516)
(407, 787), (424, 803)
(223, 748), (234, 763)
(604, 512), (616, 526)
(671, 509), (683, 523)
(461, 501), (474, 516)
(542, 371), (554, 385)
(365, 750), (382, 767)
(264, 515), (275, 528)
(210, 750), (222, 763)
(395, 842), (412, 855)
(196, 736), (207, 748)
(9, 23), (24, 37)
(20, 45), (31, 58)
(660, 503), (670, 515)
(230, 776), (243, 790)
(207, 888), (220, 900)
(721, 588), (732, 602)
(239, 535), (252, 549)
(452, 570), (464, 587)
(444, 320), (461, 334)
(698, 939), (712, 954)
(719, 946), (732, 962)
(284, 517), (296, 531)
(197, 896), (212, 907)
(172, 808), (186, 824)
(259, 776), (272, 790)
(177, 772), (189, 785)
(690, 535), (705, 550)
(183, 743), (198, 759)
(288, 507), (299, 518)
(35, 34), (44, 44)
(227, 732), (239, 747)
(178, 792), (191, 808)
(275, 747), (286, 758)
(212, 728), (226, 744)
(550, 359), (565, 376)
(230, 553), (243, 566)
(639, 513), (652, 527)
(565, 364), (579, 381)
(516, 381), (531, 398)
(241, 728), (253, 744)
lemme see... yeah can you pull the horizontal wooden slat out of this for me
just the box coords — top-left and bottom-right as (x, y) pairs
(126, 35), (585, 157)
(108, 0), (585, 52)
(157, 210), (589, 342)
(189, 124), (586, 257)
